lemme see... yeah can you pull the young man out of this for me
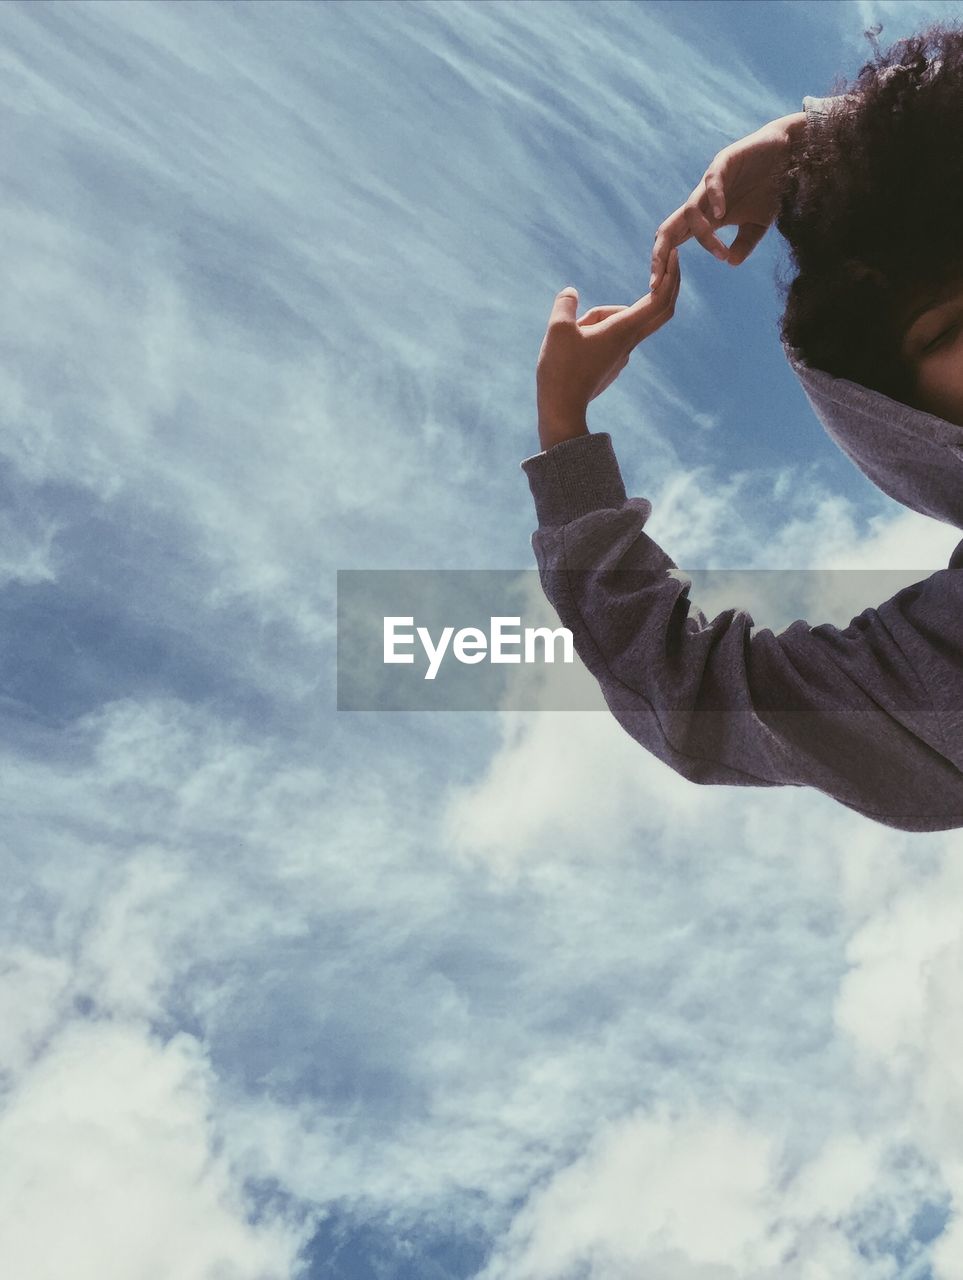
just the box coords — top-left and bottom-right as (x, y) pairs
(520, 22), (963, 832)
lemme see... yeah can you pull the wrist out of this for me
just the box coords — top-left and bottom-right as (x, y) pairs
(780, 110), (808, 143)
(538, 417), (589, 451)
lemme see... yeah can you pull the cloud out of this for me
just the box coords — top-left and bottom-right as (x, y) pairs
(0, 1014), (312, 1280)
(442, 455), (963, 1275)
(2, 2), (963, 1278)
(835, 852), (963, 1159)
(477, 1103), (910, 1280)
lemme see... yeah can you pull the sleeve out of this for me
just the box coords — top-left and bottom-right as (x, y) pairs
(800, 92), (861, 142)
(519, 431), (963, 833)
(801, 94), (857, 116)
(803, 60), (943, 123)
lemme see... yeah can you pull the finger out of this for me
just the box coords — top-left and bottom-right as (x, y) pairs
(578, 304), (628, 326)
(647, 247), (681, 324)
(650, 182), (730, 288)
(625, 279), (679, 352)
(683, 181), (730, 263)
(666, 249), (682, 315)
(660, 249), (681, 309)
(649, 204), (692, 290)
(704, 167), (726, 222)
(652, 243), (681, 305)
(548, 285), (579, 328)
(651, 247), (681, 324)
(609, 249), (680, 338)
(726, 222), (768, 266)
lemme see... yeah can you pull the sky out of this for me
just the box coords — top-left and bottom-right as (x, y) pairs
(3, 0), (963, 1277)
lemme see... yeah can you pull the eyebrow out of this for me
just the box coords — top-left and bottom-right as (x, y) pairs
(903, 283), (963, 335)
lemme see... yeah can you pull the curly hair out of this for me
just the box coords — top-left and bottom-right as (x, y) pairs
(775, 19), (963, 408)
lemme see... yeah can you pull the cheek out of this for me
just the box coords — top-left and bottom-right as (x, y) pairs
(913, 356), (963, 427)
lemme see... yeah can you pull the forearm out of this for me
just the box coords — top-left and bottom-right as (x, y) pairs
(519, 432), (963, 831)
(521, 434), (792, 790)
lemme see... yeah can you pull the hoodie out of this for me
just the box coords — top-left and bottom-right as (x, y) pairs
(519, 101), (963, 834)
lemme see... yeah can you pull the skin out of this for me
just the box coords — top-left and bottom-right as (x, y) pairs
(900, 283), (963, 426)
(536, 248), (681, 452)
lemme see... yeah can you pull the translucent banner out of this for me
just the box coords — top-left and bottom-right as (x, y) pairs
(337, 566), (957, 713)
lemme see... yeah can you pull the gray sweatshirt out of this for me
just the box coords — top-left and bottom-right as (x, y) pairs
(520, 105), (963, 832)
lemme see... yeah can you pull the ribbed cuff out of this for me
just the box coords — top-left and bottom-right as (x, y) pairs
(519, 431), (628, 528)
(802, 92), (859, 136)
(802, 94), (836, 115)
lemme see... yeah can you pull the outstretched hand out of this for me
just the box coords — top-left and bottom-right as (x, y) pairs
(536, 248), (681, 451)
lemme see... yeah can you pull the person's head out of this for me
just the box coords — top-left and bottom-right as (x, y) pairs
(775, 20), (963, 424)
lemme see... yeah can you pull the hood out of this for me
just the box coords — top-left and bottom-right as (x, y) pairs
(784, 342), (963, 543)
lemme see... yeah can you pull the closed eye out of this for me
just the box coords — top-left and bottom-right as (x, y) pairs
(924, 323), (959, 353)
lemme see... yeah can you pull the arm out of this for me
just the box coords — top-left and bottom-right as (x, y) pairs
(520, 430), (963, 832)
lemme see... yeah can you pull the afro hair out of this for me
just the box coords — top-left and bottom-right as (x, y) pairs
(775, 19), (963, 408)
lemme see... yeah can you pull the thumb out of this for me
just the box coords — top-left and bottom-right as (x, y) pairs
(726, 223), (767, 266)
(549, 285), (579, 325)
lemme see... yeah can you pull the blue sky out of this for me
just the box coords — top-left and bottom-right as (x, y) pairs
(3, 1), (963, 1277)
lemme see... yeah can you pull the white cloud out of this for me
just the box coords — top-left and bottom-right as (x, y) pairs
(0, 1017), (312, 1280)
(477, 1104), (905, 1280)
(478, 1105), (785, 1280)
(0, 947), (72, 1086)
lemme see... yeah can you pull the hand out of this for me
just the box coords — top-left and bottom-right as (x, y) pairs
(536, 248), (681, 451)
(648, 112), (806, 289)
